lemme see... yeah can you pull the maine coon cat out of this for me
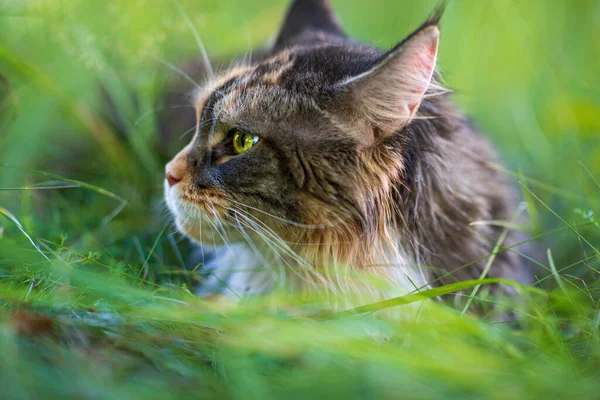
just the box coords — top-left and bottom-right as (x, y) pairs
(162, 0), (531, 303)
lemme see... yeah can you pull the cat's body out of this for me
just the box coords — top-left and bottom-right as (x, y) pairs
(162, 0), (531, 304)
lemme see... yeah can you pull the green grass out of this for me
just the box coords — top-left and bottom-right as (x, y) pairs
(1, 0), (599, 398)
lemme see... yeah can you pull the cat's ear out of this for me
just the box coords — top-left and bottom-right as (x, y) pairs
(338, 20), (442, 146)
(273, 0), (345, 51)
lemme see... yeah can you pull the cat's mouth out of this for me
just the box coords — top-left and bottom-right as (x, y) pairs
(165, 180), (233, 244)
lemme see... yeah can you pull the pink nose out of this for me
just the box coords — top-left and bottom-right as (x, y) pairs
(166, 172), (181, 187)
(166, 152), (188, 187)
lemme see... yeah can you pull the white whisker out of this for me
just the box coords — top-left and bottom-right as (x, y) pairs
(150, 54), (199, 87)
(227, 198), (333, 229)
(171, 0), (214, 80)
(204, 110), (223, 165)
(179, 118), (219, 139)
(134, 105), (195, 126)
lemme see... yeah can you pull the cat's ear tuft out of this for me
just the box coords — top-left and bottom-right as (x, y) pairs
(426, 0), (448, 27)
(339, 24), (441, 145)
(273, 0), (345, 51)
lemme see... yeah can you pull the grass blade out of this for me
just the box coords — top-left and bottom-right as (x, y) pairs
(0, 206), (50, 262)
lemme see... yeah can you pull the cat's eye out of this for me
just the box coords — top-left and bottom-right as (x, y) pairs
(232, 130), (259, 155)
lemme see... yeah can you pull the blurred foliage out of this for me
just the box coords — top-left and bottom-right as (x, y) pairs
(0, 0), (599, 398)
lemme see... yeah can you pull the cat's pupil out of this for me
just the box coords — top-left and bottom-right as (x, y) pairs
(233, 131), (259, 155)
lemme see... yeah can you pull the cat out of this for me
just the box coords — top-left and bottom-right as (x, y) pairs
(162, 0), (532, 305)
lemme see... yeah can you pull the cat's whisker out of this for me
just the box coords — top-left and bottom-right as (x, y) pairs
(179, 125), (200, 140)
(161, 197), (181, 235)
(193, 205), (222, 280)
(246, 48), (253, 67)
(202, 200), (231, 251)
(166, 220), (180, 237)
(238, 215), (301, 288)
(150, 54), (199, 88)
(170, 0), (214, 80)
(235, 210), (304, 262)
(233, 213), (291, 287)
(233, 212), (285, 256)
(206, 196), (232, 245)
(179, 118), (219, 139)
(232, 211), (267, 264)
(134, 105), (196, 126)
(171, 204), (194, 237)
(196, 204), (205, 264)
(235, 211), (322, 289)
(237, 211), (337, 293)
(238, 7), (254, 66)
(204, 110), (223, 166)
(232, 211), (285, 263)
(227, 198), (332, 229)
(410, 115), (443, 121)
(160, 0), (532, 303)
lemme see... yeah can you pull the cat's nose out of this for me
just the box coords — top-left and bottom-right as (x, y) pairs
(165, 157), (187, 187)
(166, 172), (181, 187)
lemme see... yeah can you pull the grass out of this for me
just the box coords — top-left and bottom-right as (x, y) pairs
(1, 0), (600, 398)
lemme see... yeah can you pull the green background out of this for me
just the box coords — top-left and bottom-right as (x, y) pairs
(1, 1), (599, 399)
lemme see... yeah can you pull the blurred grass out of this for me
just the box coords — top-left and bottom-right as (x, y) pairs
(1, 0), (600, 398)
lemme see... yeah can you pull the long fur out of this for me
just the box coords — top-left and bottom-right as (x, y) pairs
(161, 0), (532, 308)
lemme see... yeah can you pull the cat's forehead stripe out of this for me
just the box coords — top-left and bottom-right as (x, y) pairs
(252, 51), (295, 86)
(196, 51), (296, 110)
(195, 65), (253, 110)
(196, 52), (313, 123)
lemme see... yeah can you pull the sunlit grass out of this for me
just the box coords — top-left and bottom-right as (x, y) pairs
(1, 0), (599, 398)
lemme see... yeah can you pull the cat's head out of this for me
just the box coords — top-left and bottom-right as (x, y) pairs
(165, 0), (445, 246)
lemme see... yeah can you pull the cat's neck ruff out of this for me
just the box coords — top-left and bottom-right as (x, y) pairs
(194, 227), (430, 314)
(162, 0), (532, 308)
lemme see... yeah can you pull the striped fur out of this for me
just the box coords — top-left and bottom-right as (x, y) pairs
(162, 0), (531, 308)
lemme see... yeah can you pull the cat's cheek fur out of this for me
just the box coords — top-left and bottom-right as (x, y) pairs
(159, 0), (532, 303)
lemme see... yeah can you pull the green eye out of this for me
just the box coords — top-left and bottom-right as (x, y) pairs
(232, 130), (259, 154)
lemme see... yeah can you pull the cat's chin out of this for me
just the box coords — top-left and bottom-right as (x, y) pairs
(170, 205), (235, 245)
(164, 180), (235, 245)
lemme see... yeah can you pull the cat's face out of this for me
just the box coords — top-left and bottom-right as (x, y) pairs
(165, 0), (442, 244)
